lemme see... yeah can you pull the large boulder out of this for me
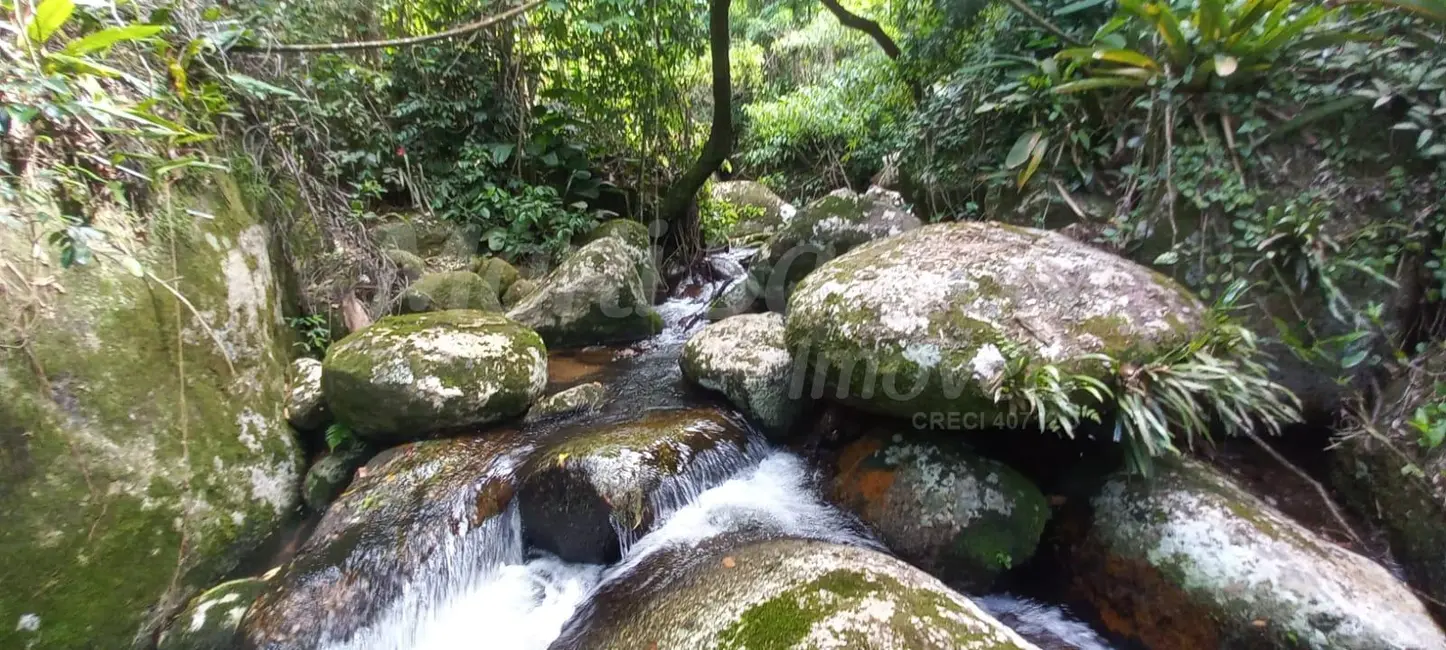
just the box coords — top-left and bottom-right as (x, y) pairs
(321, 310), (547, 443)
(786, 221), (1203, 419)
(832, 435), (1049, 589)
(398, 270), (502, 314)
(518, 409), (758, 564)
(709, 180), (795, 240)
(551, 535), (1040, 650)
(681, 313), (804, 434)
(756, 186), (921, 310)
(157, 578), (269, 650)
(284, 358), (328, 431)
(242, 434), (530, 649)
(0, 175), (302, 648)
(1063, 459), (1446, 649)
(506, 238), (663, 348)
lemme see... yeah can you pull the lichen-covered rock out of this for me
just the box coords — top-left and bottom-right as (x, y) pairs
(384, 248), (426, 282)
(473, 256), (520, 297)
(242, 435), (529, 649)
(302, 445), (373, 511)
(525, 382), (607, 422)
(502, 277), (538, 309)
(0, 175), (302, 649)
(710, 180), (795, 239)
(157, 578), (268, 650)
(398, 271), (502, 314)
(321, 310), (547, 442)
(551, 535), (1039, 650)
(785, 221), (1203, 419)
(506, 238), (662, 348)
(285, 358), (329, 431)
(519, 409), (759, 564)
(1064, 459), (1446, 649)
(579, 218), (660, 301)
(707, 273), (764, 321)
(832, 435), (1048, 589)
(681, 313), (803, 434)
(757, 187), (921, 309)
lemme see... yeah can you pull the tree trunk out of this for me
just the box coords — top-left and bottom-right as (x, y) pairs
(818, 0), (922, 102)
(658, 0), (732, 267)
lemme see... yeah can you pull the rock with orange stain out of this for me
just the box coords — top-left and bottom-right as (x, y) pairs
(832, 434), (1049, 589)
(1063, 458), (1446, 650)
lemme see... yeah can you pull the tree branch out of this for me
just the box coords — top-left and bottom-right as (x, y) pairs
(228, 0), (544, 54)
(818, 0), (922, 101)
(999, 0), (1081, 46)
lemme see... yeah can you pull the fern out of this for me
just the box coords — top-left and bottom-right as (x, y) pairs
(325, 422), (358, 452)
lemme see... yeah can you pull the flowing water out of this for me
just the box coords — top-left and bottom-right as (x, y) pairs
(306, 249), (1117, 650)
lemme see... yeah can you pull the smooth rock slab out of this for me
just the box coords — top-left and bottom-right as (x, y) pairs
(285, 357), (329, 431)
(321, 310), (547, 442)
(681, 313), (803, 434)
(1064, 458), (1446, 649)
(785, 221), (1203, 419)
(832, 435), (1049, 589)
(550, 535), (1040, 650)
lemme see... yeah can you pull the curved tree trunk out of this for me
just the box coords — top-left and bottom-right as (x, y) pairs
(658, 0), (732, 267)
(818, 0), (922, 102)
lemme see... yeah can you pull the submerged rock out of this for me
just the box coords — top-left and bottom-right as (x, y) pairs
(710, 180), (795, 239)
(158, 577), (268, 650)
(526, 382), (608, 422)
(519, 409), (758, 564)
(756, 186), (921, 309)
(242, 435), (530, 649)
(506, 238), (663, 348)
(832, 435), (1049, 589)
(398, 271), (502, 314)
(302, 445), (373, 511)
(285, 358), (329, 431)
(1063, 459), (1446, 649)
(681, 313), (803, 434)
(551, 535), (1039, 650)
(786, 221), (1203, 420)
(321, 310), (547, 442)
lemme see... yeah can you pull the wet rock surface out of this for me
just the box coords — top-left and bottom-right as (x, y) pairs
(526, 381), (608, 422)
(158, 577), (270, 650)
(681, 313), (803, 434)
(302, 445), (373, 511)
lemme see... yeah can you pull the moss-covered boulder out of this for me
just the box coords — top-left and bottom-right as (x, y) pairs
(1062, 459), (1446, 649)
(157, 577), (268, 650)
(302, 445), (373, 511)
(832, 435), (1048, 589)
(710, 180), (796, 239)
(0, 175), (302, 649)
(525, 382), (607, 422)
(785, 221), (1204, 420)
(285, 358), (328, 431)
(473, 255), (520, 297)
(384, 248), (425, 282)
(681, 313), (803, 434)
(756, 187), (921, 309)
(579, 218), (660, 301)
(502, 277), (538, 309)
(321, 310), (547, 442)
(398, 270), (502, 314)
(551, 535), (1039, 650)
(242, 434), (527, 649)
(518, 409), (757, 564)
(506, 238), (662, 348)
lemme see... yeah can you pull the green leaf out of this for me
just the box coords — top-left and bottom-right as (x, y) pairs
(1057, 47), (1158, 69)
(1005, 131), (1042, 170)
(1054, 0), (1109, 16)
(485, 142), (515, 165)
(1340, 349), (1368, 369)
(1154, 251), (1179, 265)
(1052, 77), (1147, 93)
(62, 24), (165, 56)
(1018, 136), (1048, 188)
(25, 0), (75, 45)
(225, 73), (301, 100)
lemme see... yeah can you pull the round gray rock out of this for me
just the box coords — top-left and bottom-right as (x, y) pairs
(506, 238), (662, 348)
(681, 313), (802, 434)
(525, 381), (607, 422)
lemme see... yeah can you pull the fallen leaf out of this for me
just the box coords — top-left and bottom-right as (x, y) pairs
(722, 556), (736, 568)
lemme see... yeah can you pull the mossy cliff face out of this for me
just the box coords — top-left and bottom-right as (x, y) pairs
(0, 174), (302, 649)
(551, 535), (1039, 650)
(506, 237), (662, 348)
(831, 435), (1048, 590)
(710, 180), (796, 239)
(681, 313), (804, 434)
(321, 310), (548, 443)
(1063, 459), (1446, 650)
(242, 434), (530, 649)
(785, 221), (1203, 420)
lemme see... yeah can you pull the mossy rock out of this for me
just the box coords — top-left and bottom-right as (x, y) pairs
(550, 535), (1039, 649)
(242, 434), (526, 649)
(525, 382), (607, 423)
(710, 180), (795, 239)
(681, 313), (803, 434)
(321, 310), (547, 443)
(302, 445), (374, 511)
(0, 174), (302, 649)
(384, 248), (425, 282)
(398, 271), (502, 314)
(1063, 458), (1446, 649)
(518, 409), (757, 564)
(501, 277), (539, 309)
(505, 238), (662, 348)
(785, 221), (1204, 421)
(156, 578), (268, 650)
(756, 187), (921, 310)
(285, 358), (329, 431)
(581, 218), (651, 252)
(473, 256), (520, 297)
(831, 434), (1048, 589)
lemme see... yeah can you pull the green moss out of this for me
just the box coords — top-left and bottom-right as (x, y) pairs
(581, 219), (651, 252)
(719, 570), (881, 650)
(399, 271), (502, 314)
(473, 257), (520, 296)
